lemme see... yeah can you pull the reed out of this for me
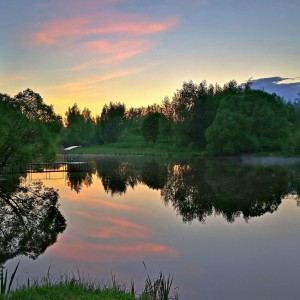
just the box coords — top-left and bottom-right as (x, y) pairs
(0, 262), (19, 297)
(141, 262), (179, 300)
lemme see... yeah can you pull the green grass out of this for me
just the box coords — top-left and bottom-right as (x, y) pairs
(64, 140), (204, 158)
(0, 267), (179, 300)
(2, 284), (137, 300)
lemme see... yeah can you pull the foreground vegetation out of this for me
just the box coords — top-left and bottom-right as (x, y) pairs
(0, 268), (178, 300)
(1, 79), (300, 165)
(1, 285), (136, 300)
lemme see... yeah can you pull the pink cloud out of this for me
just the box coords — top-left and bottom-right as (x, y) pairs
(30, 17), (88, 45)
(92, 199), (142, 212)
(26, 2), (179, 74)
(70, 39), (151, 70)
(33, 32), (56, 45)
(30, 15), (177, 46)
(89, 19), (178, 35)
(89, 217), (151, 239)
(85, 39), (149, 54)
(51, 241), (178, 262)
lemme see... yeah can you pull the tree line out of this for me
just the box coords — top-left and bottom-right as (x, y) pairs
(59, 79), (300, 155)
(1, 80), (300, 165)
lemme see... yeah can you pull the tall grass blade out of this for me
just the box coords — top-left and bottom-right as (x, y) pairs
(6, 261), (20, 295)
(0, 267), (7, 296)
(142, 262), (177, 300)
(0, 262), (20, 296)
(130, 279), (135, 297)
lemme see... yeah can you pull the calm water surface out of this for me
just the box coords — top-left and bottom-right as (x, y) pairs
(2, 156), (300, 300)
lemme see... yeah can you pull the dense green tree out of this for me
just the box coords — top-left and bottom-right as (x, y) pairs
(123, 108), (144, 140)
(285, 95), (300, 154)
(141, 112), (161, 144)
(0, 90), (62, 165)
(60, 103), (85, 146)
(60, 104), (96, 147)
(12, 89), (61, 126)
(206, 90), (289, 155)
(65, 103), (83, 127)
(205, 108), (255, 155)
(82, 107), (96, 144)
(98, 102), (126, 143)
(172, 81), (215, 148)
(159, 116), (174, 144)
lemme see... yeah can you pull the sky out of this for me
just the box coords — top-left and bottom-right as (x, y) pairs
(1, 0), (300, 116)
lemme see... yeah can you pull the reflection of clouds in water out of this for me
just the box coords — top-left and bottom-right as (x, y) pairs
(51, 242), (178, 262)
(89, 217), (151, 239)
(74, 199), (141, 213)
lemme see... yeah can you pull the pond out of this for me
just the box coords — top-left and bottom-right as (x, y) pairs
(2, 155), (300, 300)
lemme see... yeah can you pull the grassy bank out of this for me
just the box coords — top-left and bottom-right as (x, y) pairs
(1, 284), (137, 300)
(1, 267), (179, 300)
(62, 140), (204, 157)
(1, 279), (178, 300)
(60, 143), (289, 160)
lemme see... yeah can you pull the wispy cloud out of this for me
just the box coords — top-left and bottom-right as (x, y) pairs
(51, 241), (178, 261)
(49, 63), (158, 91)
(84, 39), (150, 54)
(74, 197), (141, 214)
(89, 217), (151, 239)
(26, 0), (179, 71)
(70, 39), (152, 70)
(29, 14), (177, 46)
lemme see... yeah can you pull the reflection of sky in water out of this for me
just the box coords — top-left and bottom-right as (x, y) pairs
(6, 169), (300, 300)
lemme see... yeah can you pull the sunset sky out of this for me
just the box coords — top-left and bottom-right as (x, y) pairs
(1, 0), (300, 116)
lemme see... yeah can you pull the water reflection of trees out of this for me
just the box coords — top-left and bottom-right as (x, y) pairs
(205, 160), (288, 222)
(0, 176), (66, 265)
(161, 162), (215, 223)
(66, 163), (96, 193)
(94, 158), (168, 196)
(161, 159), (293, 223)
(141, 162), (168, 190)
(95, 159), (138, 195)
(93, 157), (300, 223)
(66, 171), (93, 193)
